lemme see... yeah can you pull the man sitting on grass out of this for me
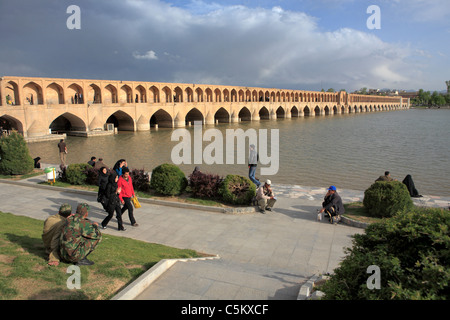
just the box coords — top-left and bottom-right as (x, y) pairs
(59, 203), (102, 266)
(42, 203), (72, 267)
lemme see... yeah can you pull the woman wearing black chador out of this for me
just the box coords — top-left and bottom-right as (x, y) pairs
(402, 174), (423, 198)
(101, 172), (126, 231)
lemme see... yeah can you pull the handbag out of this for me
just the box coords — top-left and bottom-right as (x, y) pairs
(131, 196), (141, 208)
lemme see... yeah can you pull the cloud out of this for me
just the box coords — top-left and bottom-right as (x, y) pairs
(132, 50), (158, 60)
(0, 0), (434, 91)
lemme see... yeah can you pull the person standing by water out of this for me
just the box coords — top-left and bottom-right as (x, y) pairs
(101, 172), (125, 231)
(248, 144), (261, 188)
(118, 167), (138, 227)
(97, 167), (109, 210)
(57, 139), (68, 166)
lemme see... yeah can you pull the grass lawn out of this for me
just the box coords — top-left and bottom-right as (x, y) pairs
(0, 169), (44, 180)
(0, 211), (204, 300)
(343, 202), (383, 225)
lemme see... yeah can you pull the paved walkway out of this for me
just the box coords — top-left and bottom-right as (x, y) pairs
(1, 174), (448, 300)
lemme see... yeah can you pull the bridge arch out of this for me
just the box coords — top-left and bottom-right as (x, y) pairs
(149, 86), (160, 103)
(105, 84), (118, 104)
(67, 83), (84, 104)
(314, 106), (321, 116)
(0, 114), (24, 136)
(185, 108), (204, 125)
(303, 106), (311, 117)
(49, 112), (87, 133)
(23, 81), (43, 105)
(4, 80), (20, 105)
(214, 107), (230, 124)
(291, 106), (299, 117)
(150, 109), (173, 128)
(106, 110), (135, 131)
(46, 82), (65, 105)
(238, 107), (251, 121)
(276, 106), (285, 119)
(259, 106), (269, 120)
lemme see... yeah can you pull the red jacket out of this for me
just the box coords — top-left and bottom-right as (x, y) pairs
(118, 175), (135, 201)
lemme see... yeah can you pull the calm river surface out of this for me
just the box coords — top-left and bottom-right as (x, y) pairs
(28, 108), (450, 197)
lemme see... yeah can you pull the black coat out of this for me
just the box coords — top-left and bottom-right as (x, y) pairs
(104, 174), (121, 212)
(322, 192), (345, 214)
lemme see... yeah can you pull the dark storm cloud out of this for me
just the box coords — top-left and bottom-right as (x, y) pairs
(0, 0), (422, 91)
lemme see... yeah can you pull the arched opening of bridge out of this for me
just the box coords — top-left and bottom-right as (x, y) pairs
(239, 107), (251, 121)
(150, 109), (173, 128)
(136, 85), (147, 103)
(0, 115), (24, 136)
(5, 81), (20, 105)
(314, 106), (321, 116)
(105, 84), (118, 104)
(185, 108), (204, 126)
(149, 86), (160, 103)
(67, 83), (84, 104)
(23, 82), (43, 105)
(333, 106), (338, 114)
(303, 106), (311, 117)
(49, 112), (87, 134)
(46, 83), (65, 105)
(120, 85), (132, 104)
(88, 84), (102, 104)
(259, 107), (269, 120)
(291, 106), (299, 117)
(324, 106), (330, 116)
(214, 108), (230, 124)
(276, 106), (285, 119)
(106, 111), (135, 132)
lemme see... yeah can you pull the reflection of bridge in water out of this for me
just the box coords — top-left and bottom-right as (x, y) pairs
(0, 76), (409, 141)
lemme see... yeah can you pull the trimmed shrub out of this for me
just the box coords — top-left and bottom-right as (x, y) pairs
(0, 132), (34, 175)
(131, 168), (151, 192)
(189, 170), (223, 199)
(218, 174), (256, 205)
(66, 163), (92, 185)
(363, 181), (413, 218)
(320, 207), (450, 300)
(150, 163), (187, 196)
(84, 166), (100, 186)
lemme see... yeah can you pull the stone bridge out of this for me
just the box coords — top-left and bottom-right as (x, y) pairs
(0, 76), (409, 141)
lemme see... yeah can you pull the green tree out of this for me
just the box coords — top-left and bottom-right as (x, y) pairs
(0, 132), (34, 175)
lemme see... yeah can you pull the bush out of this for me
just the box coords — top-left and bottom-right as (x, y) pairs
(189, 171), (223, 199)
(320, 207), (450, 300)
(150, 163), (187, 196)
(66, 163), (91, 185)
(218, 174), (256, 205)
(84, 166), (100, 186)
(0, 132), (34, 175)
(363, 181), (413, 218)
(131, 168), (151, 192)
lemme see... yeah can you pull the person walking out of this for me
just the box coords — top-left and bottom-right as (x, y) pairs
(57, 139), (68, 166)
(118, 167), (138, 227)
(97, 167), (109, 210)
(248, 144), (261, 187)
(101, 172), (125, 231)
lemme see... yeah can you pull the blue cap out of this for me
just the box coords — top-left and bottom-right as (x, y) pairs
(327, 186), (337, 191)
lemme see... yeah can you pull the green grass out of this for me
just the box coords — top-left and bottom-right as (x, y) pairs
(343, 202), (383, 224)
(0, 169), (44, 180)
(0, 211), (204, 300)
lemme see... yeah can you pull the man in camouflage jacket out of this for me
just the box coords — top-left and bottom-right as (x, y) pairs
(59, 203), (102, 266)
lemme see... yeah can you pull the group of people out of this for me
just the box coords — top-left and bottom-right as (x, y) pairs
(248, 145), (422, 224)
(42, 203), (102, 266)
(96, 158), (139, 231)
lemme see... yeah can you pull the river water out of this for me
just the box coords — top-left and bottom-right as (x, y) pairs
(28, 108), (450, 197)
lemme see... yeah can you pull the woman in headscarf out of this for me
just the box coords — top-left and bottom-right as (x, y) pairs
(402, 174), (422, 198)
(101, 172), (126, 231)
(113, 159), (126, 177)
(97, 167), (109, 210)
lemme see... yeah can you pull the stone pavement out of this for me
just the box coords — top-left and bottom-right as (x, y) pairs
(0, 174), (448, 300)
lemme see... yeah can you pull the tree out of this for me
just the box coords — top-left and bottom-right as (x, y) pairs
(0, 132), (34, 175)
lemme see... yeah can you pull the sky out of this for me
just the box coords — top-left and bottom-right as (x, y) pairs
(0, 0), (449, 92)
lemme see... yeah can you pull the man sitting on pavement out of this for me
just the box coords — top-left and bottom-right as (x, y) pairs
(319, 186), (345, 224)
(59, 203), (102, 266)
(256, 180), (277, 214)
(42, 203), (73, 266)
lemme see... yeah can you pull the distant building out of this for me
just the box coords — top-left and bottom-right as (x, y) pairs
(399, 91), (419, 99)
